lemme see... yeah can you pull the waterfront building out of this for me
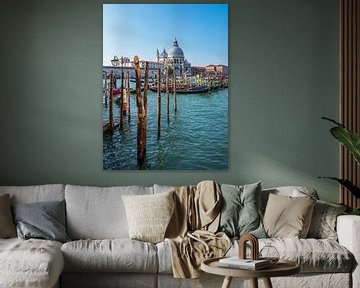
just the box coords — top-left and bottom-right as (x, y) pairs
(103, 38), (228, 79)
(157, 48), (168, 64)
(215, 65), (229, 76)
(205, 64), (229, 77)
(156, 38), (191, 77)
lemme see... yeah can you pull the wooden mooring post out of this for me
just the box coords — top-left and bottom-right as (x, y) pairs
(120, 71), (124, 131)
(109, 71), (114, 133)
(173, 69), (177, 113)
(157, 68), (161, 138)
(134, 56), (148, 169)
(166, 66), (169, 123)
(127, 71), (131, 123)
(103, 72), (108, 106)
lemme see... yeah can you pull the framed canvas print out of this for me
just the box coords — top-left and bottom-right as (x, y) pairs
(103, 4), (228, 170)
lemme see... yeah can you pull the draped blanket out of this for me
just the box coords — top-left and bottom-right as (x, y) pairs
(165, 181), (231, 278)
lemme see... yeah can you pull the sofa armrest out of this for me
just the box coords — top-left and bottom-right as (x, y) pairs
(337, 215), (360, 288)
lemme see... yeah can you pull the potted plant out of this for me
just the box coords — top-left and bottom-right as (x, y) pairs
(320, 117), (360, 215)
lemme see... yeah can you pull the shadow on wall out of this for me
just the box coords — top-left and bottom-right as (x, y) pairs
(239, 150), (338, 203)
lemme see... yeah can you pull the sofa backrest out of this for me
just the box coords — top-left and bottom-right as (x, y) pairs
(153, 184), (176, 194)
(65, 184), (154, 240)
(261, 186), (319, 213)
(0, 184), (65, 204)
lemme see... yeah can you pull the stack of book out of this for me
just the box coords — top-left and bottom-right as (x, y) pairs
(218, 257), (271, 270)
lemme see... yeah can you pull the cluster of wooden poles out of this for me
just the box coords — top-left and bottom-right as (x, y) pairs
(103, 55), (179, 169)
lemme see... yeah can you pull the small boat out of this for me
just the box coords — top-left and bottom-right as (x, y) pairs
(149, 85), (209, 94)
(130, 87), (145, 94)
(112, 88), (121, 96)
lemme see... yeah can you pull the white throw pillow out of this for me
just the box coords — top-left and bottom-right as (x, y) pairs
(122, 191), (175, 243)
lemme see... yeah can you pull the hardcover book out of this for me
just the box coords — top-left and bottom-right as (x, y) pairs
(218, 257), (271, 270)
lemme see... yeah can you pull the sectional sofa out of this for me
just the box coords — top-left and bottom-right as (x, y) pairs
(0, 183), (359, 288)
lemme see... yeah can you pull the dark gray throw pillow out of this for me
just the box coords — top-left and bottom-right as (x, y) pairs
(12, 200), (70, 243)
(218, 182), (266, 238)
(0, 194), (17, 238)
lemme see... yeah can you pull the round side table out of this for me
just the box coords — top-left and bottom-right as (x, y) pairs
(201, 257), (300, 288)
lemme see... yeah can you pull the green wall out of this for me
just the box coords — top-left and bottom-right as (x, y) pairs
(0, 0), (340, 202)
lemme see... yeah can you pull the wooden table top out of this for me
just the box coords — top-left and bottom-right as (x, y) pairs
(201, 257), (300, 278)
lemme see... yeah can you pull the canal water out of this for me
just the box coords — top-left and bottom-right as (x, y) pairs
(103, 86), (228, 170)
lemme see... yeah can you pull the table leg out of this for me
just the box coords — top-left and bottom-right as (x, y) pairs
(263, 277), (273, 288)
(251, 278), (258, 288)
(221, 276), (233, 288)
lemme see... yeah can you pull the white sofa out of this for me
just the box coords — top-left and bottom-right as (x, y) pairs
(0, 184), (359, 288)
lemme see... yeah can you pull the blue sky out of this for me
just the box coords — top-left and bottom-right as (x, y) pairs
(103, 4), (228, 67)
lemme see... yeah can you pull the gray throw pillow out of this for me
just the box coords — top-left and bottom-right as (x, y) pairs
(12, 200), (70, 243)
(0, 194), (17, 238)
(218, 182), (266, 238)
(307, 200), (347, 240)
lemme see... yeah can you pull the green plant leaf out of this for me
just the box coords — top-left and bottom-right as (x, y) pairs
(322, 116), (344, 127)
(318, 177), (360, 198)
(322, 117), (360, 165)
(351, 208), (360, 215)
(330, 127), (360, 165)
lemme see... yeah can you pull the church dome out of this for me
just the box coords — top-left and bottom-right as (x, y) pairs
(159, 48), (168, 59)
(168, 38), (184, 58)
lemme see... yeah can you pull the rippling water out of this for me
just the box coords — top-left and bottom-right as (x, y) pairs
(103, 88), (228, 170)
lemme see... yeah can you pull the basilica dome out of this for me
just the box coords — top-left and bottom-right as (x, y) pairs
(159, 48), (168, 59)
(168, 38), (184, 58)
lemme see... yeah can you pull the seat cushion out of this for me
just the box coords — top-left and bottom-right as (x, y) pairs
(0, 238), (64, 288)
(61, 273), (157, 288)
(65, 185), (153, 239)
(61, 239), (158, 273)
(228, 238), (354, 273)
(157, 238), (353, 274)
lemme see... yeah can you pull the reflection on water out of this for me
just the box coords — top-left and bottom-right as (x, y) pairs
(103, 89), (228, 170)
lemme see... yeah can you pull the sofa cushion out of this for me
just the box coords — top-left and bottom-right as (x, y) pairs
(218, 182), (266, 238)
(158, 237), (353, 274)
(0, 184), (65, 204)
(0, 194), (16, 238)
(65, 185), (153, 239)
(307, 200), (347, 240)
(261, 238), (353, 273)
(153, 184), (176, 194)
(61, 239), (158, 273)
(0, 238), (64, 288)
(263, 193), (316, 238)
(156, 240), (173, 274)
(12, 200), (70, 243)
(122, 191), (175, 243)
(232, 238), (353, 273)
(61, 273), (157, 288)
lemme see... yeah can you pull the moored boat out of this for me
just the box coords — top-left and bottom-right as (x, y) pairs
(149, 85), (209, 94)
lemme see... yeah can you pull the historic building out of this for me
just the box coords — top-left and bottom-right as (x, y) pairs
(156, 38), (191, 76)
(104, 38), (228, 79)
